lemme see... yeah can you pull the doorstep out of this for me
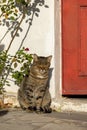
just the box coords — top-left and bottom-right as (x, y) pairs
(51, 96), (87, 113)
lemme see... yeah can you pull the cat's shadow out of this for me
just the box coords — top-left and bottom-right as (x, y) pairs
(47, 68), (54, 88)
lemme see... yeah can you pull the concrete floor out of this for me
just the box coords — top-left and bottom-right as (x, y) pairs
(0, 109), (87, 130)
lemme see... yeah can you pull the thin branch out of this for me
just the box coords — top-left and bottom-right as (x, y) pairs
(18, 12), (34, 51)
(6, 13), (25, 53)
(0, 12), (3, 19)
(0, 6), (26, 91)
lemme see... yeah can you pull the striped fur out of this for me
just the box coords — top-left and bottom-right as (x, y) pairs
(18, 54), (52, 113)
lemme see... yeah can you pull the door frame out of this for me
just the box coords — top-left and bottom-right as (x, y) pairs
(54, 0), (62, 98)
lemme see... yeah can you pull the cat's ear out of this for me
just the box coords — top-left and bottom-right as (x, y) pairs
(32, 54), (38, 62)
(47, 55), (52, 63)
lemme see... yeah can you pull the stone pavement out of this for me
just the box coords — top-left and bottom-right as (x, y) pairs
(0, 109), (87, 130)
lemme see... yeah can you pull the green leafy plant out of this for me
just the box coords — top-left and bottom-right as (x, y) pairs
(0, 47), (33, 93)
(12, 47), (33, 85)
(0, 50), (12, 94)
(0, 50), (14, 77)
(0, 0), (49, 94)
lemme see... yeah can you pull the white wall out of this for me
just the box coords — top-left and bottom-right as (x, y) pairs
(0, 0), (55, 98)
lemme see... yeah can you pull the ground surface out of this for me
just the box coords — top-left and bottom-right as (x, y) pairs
(0, 109), (87, 130)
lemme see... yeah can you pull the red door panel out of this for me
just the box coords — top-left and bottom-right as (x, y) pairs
(62, 0), (87, 95)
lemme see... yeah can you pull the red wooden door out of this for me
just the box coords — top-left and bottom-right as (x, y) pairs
(62, 0), (87, 95)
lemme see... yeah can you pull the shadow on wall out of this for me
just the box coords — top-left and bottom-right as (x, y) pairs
(47, 68), (54, 88)
(0, 44), (5, 52)
(0, 0), (49, 50)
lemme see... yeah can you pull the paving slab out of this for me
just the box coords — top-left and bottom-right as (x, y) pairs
(0, 109), (87, 130)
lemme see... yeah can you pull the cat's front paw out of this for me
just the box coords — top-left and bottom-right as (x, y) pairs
(26, 109), (33, 113)
(35, 107), (43, 114)
(36, 108), (41, 114)
(43, 106), (52, 113)
(28, 106), (35, 111)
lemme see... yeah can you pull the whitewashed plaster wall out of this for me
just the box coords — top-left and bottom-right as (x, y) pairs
(0, 0), (55, 98)
(1, 1), (87, 113)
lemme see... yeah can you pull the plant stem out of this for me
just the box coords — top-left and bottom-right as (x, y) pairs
(0, 12), (3, 19)
(6, 7), (26, 53)
(0, 6), (26, 92)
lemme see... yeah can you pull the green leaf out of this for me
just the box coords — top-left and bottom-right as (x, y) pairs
(14, 62), (18, 68)
(8, 10), (13, 15)
(14, 13), (18, 16)
(2, 0), (6, 2)
(9, 16), (15, 20)
(1, 7), (5, 12)
(8, 0), (13, 2)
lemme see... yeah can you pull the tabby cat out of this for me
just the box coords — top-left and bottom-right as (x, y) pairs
(18, 54), (52, 113)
